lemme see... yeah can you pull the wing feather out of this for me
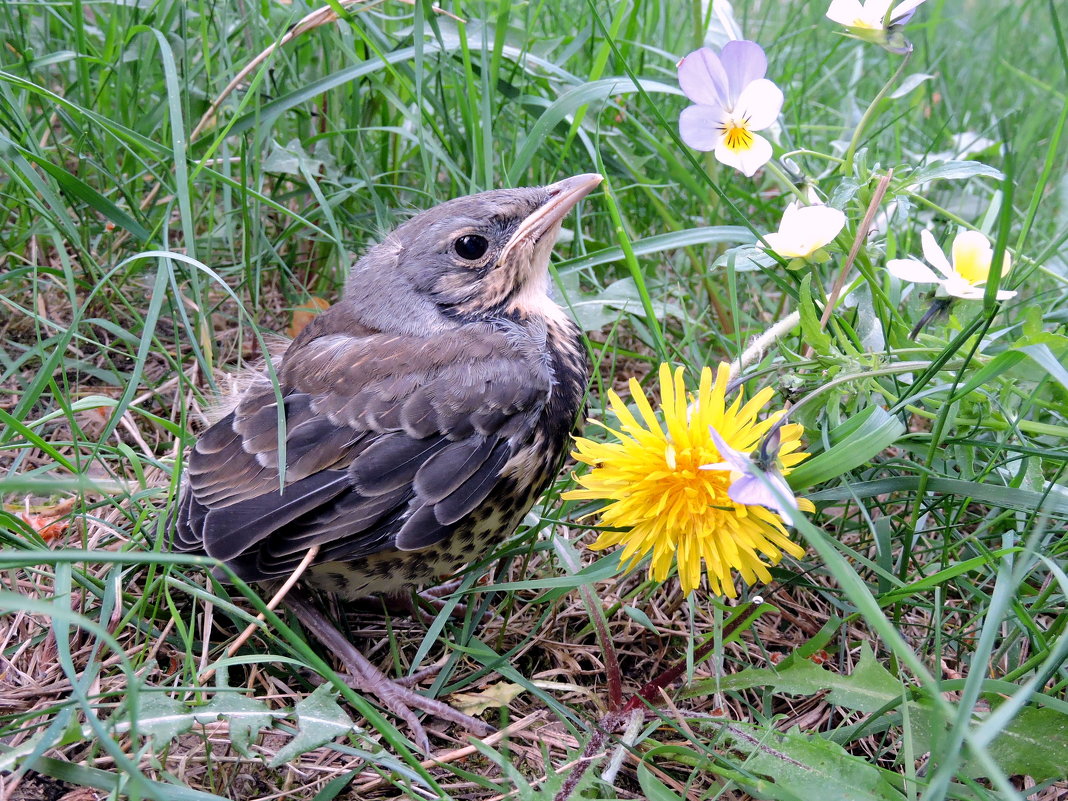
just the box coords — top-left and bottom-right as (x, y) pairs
(172, 322), (551, 582)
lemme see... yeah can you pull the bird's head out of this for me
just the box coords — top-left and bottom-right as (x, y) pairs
(345, 174), (602, 332)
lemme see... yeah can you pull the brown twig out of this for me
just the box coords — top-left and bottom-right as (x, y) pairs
(196, 544), (319, 685)
(818, 169), (894, 330)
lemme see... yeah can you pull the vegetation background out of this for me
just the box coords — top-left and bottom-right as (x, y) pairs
(1, 0), (1066, 799)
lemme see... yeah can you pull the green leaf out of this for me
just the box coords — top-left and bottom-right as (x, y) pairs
(797, 273), (832, 355)
(806, 476), (1068, 516)
(715, 722), (904, 801)
(195, 693), (279, 758)
(968, 705), (1068, 781)
(637, 756), (685, 800)
(556, 226), (754, 275)
(686, 644), (901, 714)
(902, 160), (1004, 186)
(508, 75), (680, 182)
(124, 693), (194, 746)
(269, 685), (355, 767)
(788, 406), (905, 490)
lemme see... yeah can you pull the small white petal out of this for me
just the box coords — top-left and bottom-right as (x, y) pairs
(762, 232), (802, 259)
(732, 79), (784, 131)
(887, 257), (940, 284)
(715, 132), (773, 177)
(772, 204), (846, 256)
(825, 0), (867, 25)
(890, 0), (927, 22)
(919, 229), (954, 279)
(994, 289), (1018, 300)
(942, 276), (985, 300)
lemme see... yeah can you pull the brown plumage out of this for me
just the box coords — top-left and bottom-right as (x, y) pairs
(171, 174), (600, 751)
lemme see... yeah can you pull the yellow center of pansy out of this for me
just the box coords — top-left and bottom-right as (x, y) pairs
(721, 120), (754, 152)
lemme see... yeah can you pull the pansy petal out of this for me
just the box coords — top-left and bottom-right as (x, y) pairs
(887, 257), (940, 284)
(762, 232), (802, 259)
(677, 47), (729, 107)
(777, 204), (846, 254)
(919, 229), (954, 278)
(715, 132), (773, 176)
(942, 276), (985, 299)
(719, 40), (767, 103)
(679, 104), (725, 151)
(707, 425), (753, 472)
(950, 229), (992, 286)
(825, 0), (867, 25)
(890, 0), (926, 23)
(732, 79), (784, 131)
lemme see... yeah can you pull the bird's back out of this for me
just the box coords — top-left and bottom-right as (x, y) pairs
(173, 301), (587, 598)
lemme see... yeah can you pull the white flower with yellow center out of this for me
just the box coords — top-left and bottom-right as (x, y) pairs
(677, 41), (784, 177)
(825, 0), (927, 52)
(762, 201), (847, 262)
(887, 229), (1016, 301)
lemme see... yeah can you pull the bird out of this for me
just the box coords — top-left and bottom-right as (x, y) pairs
(170, 173), (601, 751)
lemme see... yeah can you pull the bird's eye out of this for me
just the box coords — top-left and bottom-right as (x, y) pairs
(454, 234), (489, 261)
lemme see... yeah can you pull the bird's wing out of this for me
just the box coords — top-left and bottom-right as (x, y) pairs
(173, 329), (551, 580)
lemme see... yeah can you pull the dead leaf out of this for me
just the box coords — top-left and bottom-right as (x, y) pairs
(286, 296), (330, 338)
(7, 497), (77, 542)
(450, 681), (526, 716)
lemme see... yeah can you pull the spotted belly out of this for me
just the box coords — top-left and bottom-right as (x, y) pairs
(304, 476), (546, 599)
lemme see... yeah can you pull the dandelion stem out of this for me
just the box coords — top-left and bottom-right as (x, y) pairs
(841, 50), (913, 176)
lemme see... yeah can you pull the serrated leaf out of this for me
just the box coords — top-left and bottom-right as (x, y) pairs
(687, 646), (1068, 782)
(124, 694), (194, 746)
(716, 722), (904, 801)
(194, 693), (279, 757)
(691, 644), (901, 714)
(798, 273), (832, 354)
(969, 706), (1068, 781)
(269, 685), (355, 767)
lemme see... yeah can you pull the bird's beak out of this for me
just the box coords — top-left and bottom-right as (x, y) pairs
(500, 173), (603, 263)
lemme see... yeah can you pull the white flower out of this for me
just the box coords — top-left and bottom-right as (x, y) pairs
(887, 229), (1016, 301)
(825, 0), (927, 52)
(701, 425), (800, 525)
(762, 201), (847, 260)
(677, 41), (784, 177)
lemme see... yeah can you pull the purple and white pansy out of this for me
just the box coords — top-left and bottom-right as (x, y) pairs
(677, 41), (783, 177)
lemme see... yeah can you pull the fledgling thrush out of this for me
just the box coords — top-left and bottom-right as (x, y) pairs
(172, 173), (601, 750)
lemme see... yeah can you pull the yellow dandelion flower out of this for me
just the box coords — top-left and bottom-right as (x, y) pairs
(563, 363), (813, 596)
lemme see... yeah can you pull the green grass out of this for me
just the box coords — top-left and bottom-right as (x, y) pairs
(1, 0), (1067, 799)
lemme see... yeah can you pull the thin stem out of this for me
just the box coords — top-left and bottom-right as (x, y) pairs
(841, 50), (913, 175)
(764, 159), (809, 203)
